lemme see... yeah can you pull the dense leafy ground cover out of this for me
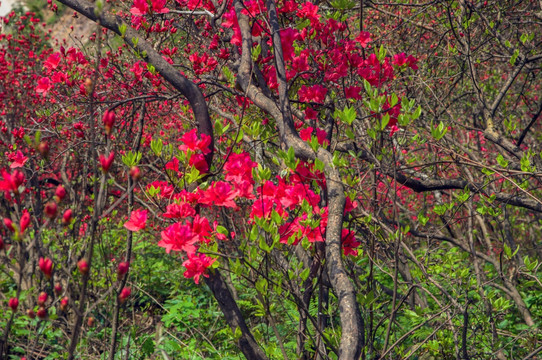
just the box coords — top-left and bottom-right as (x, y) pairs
(1, 0), (542, 359)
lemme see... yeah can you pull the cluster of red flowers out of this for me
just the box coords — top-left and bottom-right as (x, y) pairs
(150, 127), (363, 283)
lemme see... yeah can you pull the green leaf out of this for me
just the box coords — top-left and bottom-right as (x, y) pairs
(503, 243), (512, 258)
(520, 154), (533, 172)
(336, 106), (357, 125)
(418, 212), (429, 226)
(412, 105), (422, 120)
(300, 267), (310, 281)
(431, 121), (448, 140)
(381, 113), (390, 130)
(147, 63), (156, 75)
(233, 326), (242, 341)
(524, 255), (538, 271)
(259, 236), (271, 252)
(496, 154), (508, 168)
(151, 138), (163, 156)
(314, 158), (325, 172)
(433, 204), (447, 215)
(510, 49), (519, 65)
(235, 128), (244, 143)
(216, 225), (228, 236)
(363, 79), (372, 95)
(330, 0), (355, 10)
(251, 44), (261, 61)
(308, 135), (319, 152)
(255, 278), (268, 294)
(119, 23), (127, 37)
(222, 66), (234, 84)
(377, 45), (387, 62)
(390, 93), (398, 107)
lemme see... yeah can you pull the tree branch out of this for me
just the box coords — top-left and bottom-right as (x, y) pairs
(204, 271), (269, 360)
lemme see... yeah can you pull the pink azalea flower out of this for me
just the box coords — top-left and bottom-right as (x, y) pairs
(36, 77), (53, 95)
(8, 151), (28, 169)
(124, 209), (148, 232)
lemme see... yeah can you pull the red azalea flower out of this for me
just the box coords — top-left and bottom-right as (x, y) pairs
(159, 222), (198, 255)
(179, 129), (212, 154)
(150, 0), (169, 13)
(297, 2), (320, 25)
(0, 169), (25, 195)
(199, 181), (238, 208)
(182, 253), (216, 284)
(224, 152), (257, 184)
(342, 229), (361, 256)
(163, 202), (196, 219)
(298, 85), (328, 103)
(130, 0), (148, 15)
(43, 52), (61, 70)
(355, 31), (372, 48)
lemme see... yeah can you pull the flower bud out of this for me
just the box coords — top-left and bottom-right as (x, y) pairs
(55, 185), (66, 201)
(99, 152), (115, 173)
(39, 257), (53, 279)
(119, 287), (131, 303)
(60, 296), (68, 311)
(62, 209), (73, 226)
(37, 306), (47, 319)
(8, 297), (19, 311)
(129, 166), (141, 181)
(27, 309), (36, 319)
(84, 78), (93, 94)
(37, 292), (48, 306)
(87, 316), (95, 327)
(20, 210), (30, 234)
(38, 141), (50, 158)
(54, 283), (62, 295)
(102, 110), (116, 135)
(78, 259), (89, 275)
(117, 262), (129, 277)
(3, 218), (15, 232)
(44, 202), (58, 219)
